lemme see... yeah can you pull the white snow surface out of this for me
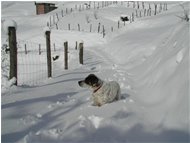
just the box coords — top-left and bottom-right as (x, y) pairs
(1, 1), (189, 143)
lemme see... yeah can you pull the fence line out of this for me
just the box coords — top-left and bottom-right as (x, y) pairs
(48, 1), (168, 38)
(7, 31), (85, 86)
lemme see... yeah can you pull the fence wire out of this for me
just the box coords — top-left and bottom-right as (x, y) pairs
(17, 40), (48, 86)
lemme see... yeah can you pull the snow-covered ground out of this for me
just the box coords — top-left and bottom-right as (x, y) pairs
(1, 1), (189, 143)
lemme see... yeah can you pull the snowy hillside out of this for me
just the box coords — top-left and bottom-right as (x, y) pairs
(1, 1), (189, 143)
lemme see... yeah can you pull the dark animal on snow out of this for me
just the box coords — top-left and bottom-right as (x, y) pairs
(53, 55), (59, 61)
(78, 74), (120, 107)
(120, 16), (129, 22)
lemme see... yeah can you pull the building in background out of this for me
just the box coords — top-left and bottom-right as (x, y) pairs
(35, 2), (57, 15)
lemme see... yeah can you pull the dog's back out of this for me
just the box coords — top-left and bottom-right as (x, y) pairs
(92, 81), (120, 106)
(107, 81), (120, 101)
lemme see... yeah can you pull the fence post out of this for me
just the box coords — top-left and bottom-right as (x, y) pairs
(8, 26), (17, 85)
(39, 44), (41, 55)
(45, 30), (52, 78)
(75, 41), (78, 50)
(24, 44), (27, 54)
(79, 42), (83, 64)
(98, 22), (100, 33)
(64, 41), (68, 70)
(78, 24), (80, 31)
(102, 25), (105, 38)
(68, 24), (70, 30)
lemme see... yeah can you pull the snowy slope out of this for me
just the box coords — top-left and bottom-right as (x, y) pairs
(1, 1), (190, 143)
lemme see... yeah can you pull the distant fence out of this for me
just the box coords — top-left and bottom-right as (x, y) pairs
(6, 27), (84, 86)
(48, 1), (168, 37)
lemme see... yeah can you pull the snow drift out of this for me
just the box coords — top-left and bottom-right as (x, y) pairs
(1, 1), (189, 143)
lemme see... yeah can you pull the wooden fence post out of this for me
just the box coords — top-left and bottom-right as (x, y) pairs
(64, 41), (68, 70)
(79, 42), (83, 64)
(45, 31), (52, 78)
(68, 24), (70, 30)
(75, 41), (78, 50)
(24, 44), (27, 54)
(90, 24), (92, 32)
(102, 25), (105, 38)
(61, 10), (64, 17)
(98, 22), (100, 33)
(39, 44), (41, 55)
(8, 26), (17, 85)
(78, 24), (80, 31)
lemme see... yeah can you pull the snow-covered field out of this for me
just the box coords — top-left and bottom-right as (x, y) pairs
(1, 1), (189, 143)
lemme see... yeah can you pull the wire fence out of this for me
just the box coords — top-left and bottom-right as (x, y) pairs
(16, 39), (66, 86)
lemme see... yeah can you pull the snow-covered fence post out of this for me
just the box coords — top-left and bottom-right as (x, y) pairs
(140, 10), (142, 17)
(64, 41), (68, 70)
(102, 25), (105, 38)
(98, 22), (101, 33)
(75, 41), (78, 50)
(154, 4), (157, 15)
(142, 2), (145, 9)
(79, 42), (84, 64)
(78, 24), (80, 31)
(66, 8), (68, 14)
(144, 9), (146, 17)
(56, 13), (59, 21)
(39, 44), (41, 55)
(159, 3), (162, 13)
(45, 29), (52, 78)
(50, 16), (52, 27)
(118, 21), (120, 29)
(24, 44), (27, 54)
(53, 15), (55, 24)
(68, 24), (70, 30)
(8, 26), (17, 85)
(136, 10), (138, 17)
(61, 10), (64, 17)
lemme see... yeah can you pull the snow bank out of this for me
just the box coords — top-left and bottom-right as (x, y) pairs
(2, 19), (17, 34)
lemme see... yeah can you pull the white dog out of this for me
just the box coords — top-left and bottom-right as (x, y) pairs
(78, 74), (120, 107)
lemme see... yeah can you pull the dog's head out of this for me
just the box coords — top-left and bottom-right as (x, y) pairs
(78, 74), (102, 90)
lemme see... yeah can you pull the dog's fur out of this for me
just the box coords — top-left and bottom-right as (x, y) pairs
(78, 74), (120, 106)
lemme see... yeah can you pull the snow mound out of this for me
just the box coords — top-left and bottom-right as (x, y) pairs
(2, 19), (17, 34)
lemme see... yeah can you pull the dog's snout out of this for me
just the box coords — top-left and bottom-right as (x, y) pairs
(78, 81), (82, 86)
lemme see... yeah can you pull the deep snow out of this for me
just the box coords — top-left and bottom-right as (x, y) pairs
(1, 1), (190, 143)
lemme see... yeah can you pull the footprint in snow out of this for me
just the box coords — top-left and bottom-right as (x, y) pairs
(88, 115), (104, 129)
(78, 115), (104, 129)
(19, 114), (41, 125)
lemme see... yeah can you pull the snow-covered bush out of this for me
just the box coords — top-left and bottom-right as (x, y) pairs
(1, 44), (17, 93)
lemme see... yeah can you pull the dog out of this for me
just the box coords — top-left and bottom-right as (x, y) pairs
(78, 74), (120, 107)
